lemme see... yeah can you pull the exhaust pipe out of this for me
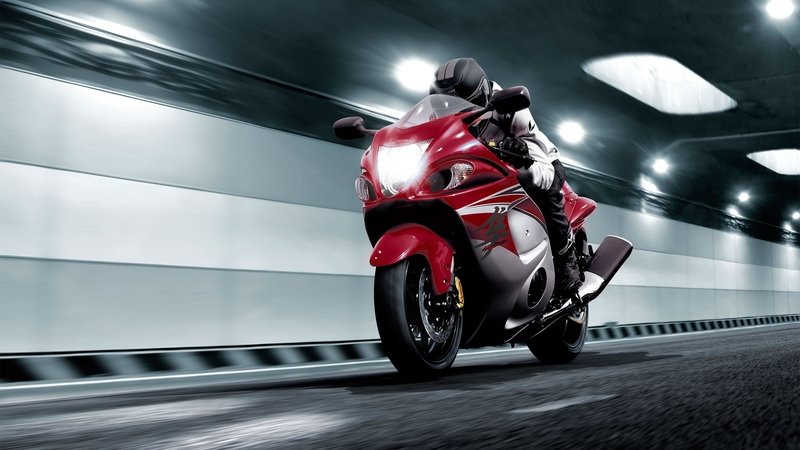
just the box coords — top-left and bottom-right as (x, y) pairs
(577, 235), (633, 302)
(512, 236), (633, 342)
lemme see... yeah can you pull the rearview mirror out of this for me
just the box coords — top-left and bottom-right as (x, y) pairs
(333, 116), (370, 140)
(489, 86), (531, 115)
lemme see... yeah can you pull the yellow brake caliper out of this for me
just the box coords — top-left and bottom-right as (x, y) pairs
(454, 276), (465, 310)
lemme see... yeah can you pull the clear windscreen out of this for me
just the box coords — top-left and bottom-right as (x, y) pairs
(395, 94), (479, 128)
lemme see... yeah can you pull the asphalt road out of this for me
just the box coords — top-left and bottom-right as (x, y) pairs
(2, 324), (799, 449)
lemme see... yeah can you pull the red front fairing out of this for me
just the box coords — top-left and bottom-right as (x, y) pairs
(361, 114), (537, 257)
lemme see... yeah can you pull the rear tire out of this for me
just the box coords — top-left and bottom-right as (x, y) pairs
(527, 306), (588, 364)
(374, 257), (463, 377)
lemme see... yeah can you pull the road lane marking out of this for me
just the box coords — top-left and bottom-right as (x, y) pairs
(510, 395), (617, 414)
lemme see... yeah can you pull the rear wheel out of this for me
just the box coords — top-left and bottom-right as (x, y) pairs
(527, 306), (588, 363)
(374, 257), (463, 377)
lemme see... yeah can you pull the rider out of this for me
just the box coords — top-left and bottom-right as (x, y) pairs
(429, 57), (582, 296)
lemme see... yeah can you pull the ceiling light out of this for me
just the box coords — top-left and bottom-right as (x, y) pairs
(394, 59), (436, 92)
(558, 121), (585, 144)
(792, 211), (800, 220)
(746, 149), (800, 175)
(640, 176), (660, 193)
(652, 158), (669, 174)
(766, 0), (796, 19)
(738, 191), (750, 202)
(582, 53), (737, 114)
(727, 206), (742, 218)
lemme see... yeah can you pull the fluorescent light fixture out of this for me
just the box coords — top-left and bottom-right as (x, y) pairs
(640, 176), (660, 193)
(394, 59), (436, 92)
(652, 158), (669, 174)
(766, 0), (796, 19)
(746, 149), (800, 175)
(792, 211), (800, 220)
(582, 53), (737, 114)
(558, 121), (585, 144)
(738, 191), (750, 202)
(727, 206), (742, 218)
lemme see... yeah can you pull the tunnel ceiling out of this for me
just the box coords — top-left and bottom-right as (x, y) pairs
(4, 0), (800, 242)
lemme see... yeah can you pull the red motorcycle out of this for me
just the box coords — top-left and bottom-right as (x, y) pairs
(334, 87), (632, 376)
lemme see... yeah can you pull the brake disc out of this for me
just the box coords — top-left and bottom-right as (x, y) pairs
(417, 271), (454, 343)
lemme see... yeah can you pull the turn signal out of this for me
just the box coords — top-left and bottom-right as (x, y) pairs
(355, 176), (375, 201)
(444, 162), (474, 190)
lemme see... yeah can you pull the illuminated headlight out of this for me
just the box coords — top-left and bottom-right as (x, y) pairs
(444, 162), (474, 190)
(377, 140), (431, 195)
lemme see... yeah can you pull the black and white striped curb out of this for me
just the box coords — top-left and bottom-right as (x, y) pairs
(2, 314), (798, 384)
(586, 314), (800, 341)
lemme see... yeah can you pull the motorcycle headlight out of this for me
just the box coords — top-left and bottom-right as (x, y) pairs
(377, 140), (431, 196)
(444, 162), (474, 190)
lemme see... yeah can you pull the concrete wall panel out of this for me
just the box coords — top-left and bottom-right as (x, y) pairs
(0, 258), (376, 353)
(0, 68), (364, 212)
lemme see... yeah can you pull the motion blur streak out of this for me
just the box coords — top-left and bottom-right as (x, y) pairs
(2, 398), (253, 437)
(510, 395), (618, 414)
(162, 413), (351, 449)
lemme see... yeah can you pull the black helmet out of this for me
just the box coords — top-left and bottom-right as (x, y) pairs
(429, 58), (491, 107)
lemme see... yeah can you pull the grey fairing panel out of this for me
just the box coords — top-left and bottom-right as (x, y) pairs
(464, 210), (554, 343)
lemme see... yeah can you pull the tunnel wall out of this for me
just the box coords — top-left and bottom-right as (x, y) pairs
(2, 68), (799, 353)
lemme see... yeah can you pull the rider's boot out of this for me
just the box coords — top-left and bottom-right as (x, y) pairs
(554, 243), (582, 297)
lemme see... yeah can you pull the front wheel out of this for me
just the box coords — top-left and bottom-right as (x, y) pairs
(374, 257), (463, 377)
(527, 306), (588, 364)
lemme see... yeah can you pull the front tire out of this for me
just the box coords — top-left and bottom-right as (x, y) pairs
(527, 306), (588, 364)
(374, 257), (463, 377)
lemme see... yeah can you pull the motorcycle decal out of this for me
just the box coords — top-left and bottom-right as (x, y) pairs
(459, 195), (546, 227)
(473, 205), (510, 260)
(458, 203), (516, 216)
(469, 197), (530, 260)
(512, 197), (547, 226)
(457, 184), (549, 261)
(461, 185), (523, 205)
(456, 186), (525, 216)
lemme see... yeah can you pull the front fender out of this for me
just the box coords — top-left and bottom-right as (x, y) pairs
(370, 224), (454, 295)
